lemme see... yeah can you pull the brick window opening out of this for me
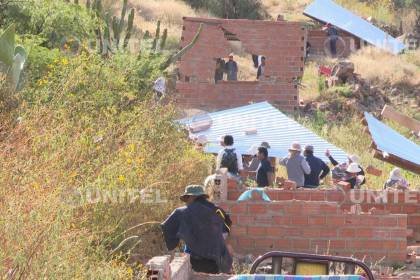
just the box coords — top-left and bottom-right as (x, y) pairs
(214, 40), (267, 82)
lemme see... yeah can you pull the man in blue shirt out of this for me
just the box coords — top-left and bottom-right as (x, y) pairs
(161, 185), (232, 274)
(256, 147), (273, 187)
(303, 145), (330, 188)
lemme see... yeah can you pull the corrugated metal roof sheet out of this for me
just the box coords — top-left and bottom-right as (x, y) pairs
(364, 112), (420, 166)
(303, 0), (406, 54)
(180, 102), (348, 163)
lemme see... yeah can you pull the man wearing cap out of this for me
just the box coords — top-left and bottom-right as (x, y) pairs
(224, 53), (238, 81)
(280, 143), (311, 188)
(161, 185), (232, 274)
(303, 145), (330, 188)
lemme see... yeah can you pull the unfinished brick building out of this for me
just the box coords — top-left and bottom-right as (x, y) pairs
(175, 17), (305, 111)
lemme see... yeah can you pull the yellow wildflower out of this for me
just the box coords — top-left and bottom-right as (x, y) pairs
(127, 267), (133, 276)
(128, 143), (136, 152)
(126, 158), (133, 164)
(61, 58), (69, 65)
(118, 175), (126, 183)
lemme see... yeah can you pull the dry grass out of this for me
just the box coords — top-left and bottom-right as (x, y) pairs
(349, 47), (420, 87)
(262, 0), (311, 21)
(129, 0), (199, 39)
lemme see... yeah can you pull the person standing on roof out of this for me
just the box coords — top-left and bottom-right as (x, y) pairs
(225, 53), (238, 81)
(323, 23), (339, 57)
(326, 149), (365, 185)
(280, 143), (311, 188)
(303, 145), (330, 188)
(161, 185), (232, 274)
(216, 135), (243, 176)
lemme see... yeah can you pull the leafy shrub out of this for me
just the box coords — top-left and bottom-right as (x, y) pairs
(3, 0), (97, 48)
(0, 50), (212, 278)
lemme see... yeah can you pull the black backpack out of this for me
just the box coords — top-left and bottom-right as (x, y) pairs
(220, 148), (238, 174)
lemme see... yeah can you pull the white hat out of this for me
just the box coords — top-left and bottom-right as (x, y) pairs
(195, 135), (208, 145)
(390, 168), (402, 181)
(346, 162), (361, 173)
(289, 142), (301, 152)
(247, 144), (259, 156)
(348, 155), (360, 164)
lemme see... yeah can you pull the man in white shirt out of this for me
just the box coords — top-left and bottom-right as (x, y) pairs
(216, 135), (243, 176)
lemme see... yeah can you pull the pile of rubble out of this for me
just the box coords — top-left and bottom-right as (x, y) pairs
(300, 61), (391, 119)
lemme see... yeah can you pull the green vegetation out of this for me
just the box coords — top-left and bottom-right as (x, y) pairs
(1, 0), (419, 278)
(0, 1), (211, 278)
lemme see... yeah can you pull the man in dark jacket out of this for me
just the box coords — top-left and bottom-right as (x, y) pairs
(225, 53), (238, 81)
(161, 185), (232, 274)
(323, 23), (339, 56)
(303, 145), (330, 188)
(256, 56), (266, 80)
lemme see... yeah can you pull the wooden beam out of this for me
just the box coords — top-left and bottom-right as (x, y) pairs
(381, 105), (420, 133)
(373, 150), (420, 174)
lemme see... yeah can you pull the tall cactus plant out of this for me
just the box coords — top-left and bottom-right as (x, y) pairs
(160, 28), (168, 50)
(160, 23), (202, 70)
(151, 20), (161, 51)
(123, 8), (135, 49)
(0, 24), (27, 91)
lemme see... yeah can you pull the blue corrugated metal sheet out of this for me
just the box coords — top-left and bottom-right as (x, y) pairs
(180, 102), (348, 163)
(364, 112), (420, 166)
(304, 0), (406, 54)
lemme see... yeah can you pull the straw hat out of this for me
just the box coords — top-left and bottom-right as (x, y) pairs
(247, 144), (259, 156)
(390, 168), (403, 181)
(288, 142), (301, 152)
(346, 163), (361, 173)
(228, 53), (234, 57)
(348, 155), (360, 164)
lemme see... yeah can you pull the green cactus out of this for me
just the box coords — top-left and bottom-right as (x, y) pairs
(0, 24), (27, 91)
(93, 0), (103, 17)
(160, 23), (202, 70)
(123, 8), (134, 49)
(143, 31), (151, 40)
(151, 20), (161, 51)
(160, 28), (168, 50)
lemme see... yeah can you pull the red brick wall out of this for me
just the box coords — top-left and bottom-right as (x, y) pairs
(227, 185), (420, 243)
(307, 30), (359, 57)
(176, 17), (305, 111)
(219, 200), (407, 264)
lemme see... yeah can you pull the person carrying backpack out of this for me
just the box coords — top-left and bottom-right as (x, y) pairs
(216, 135), (243, 176)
